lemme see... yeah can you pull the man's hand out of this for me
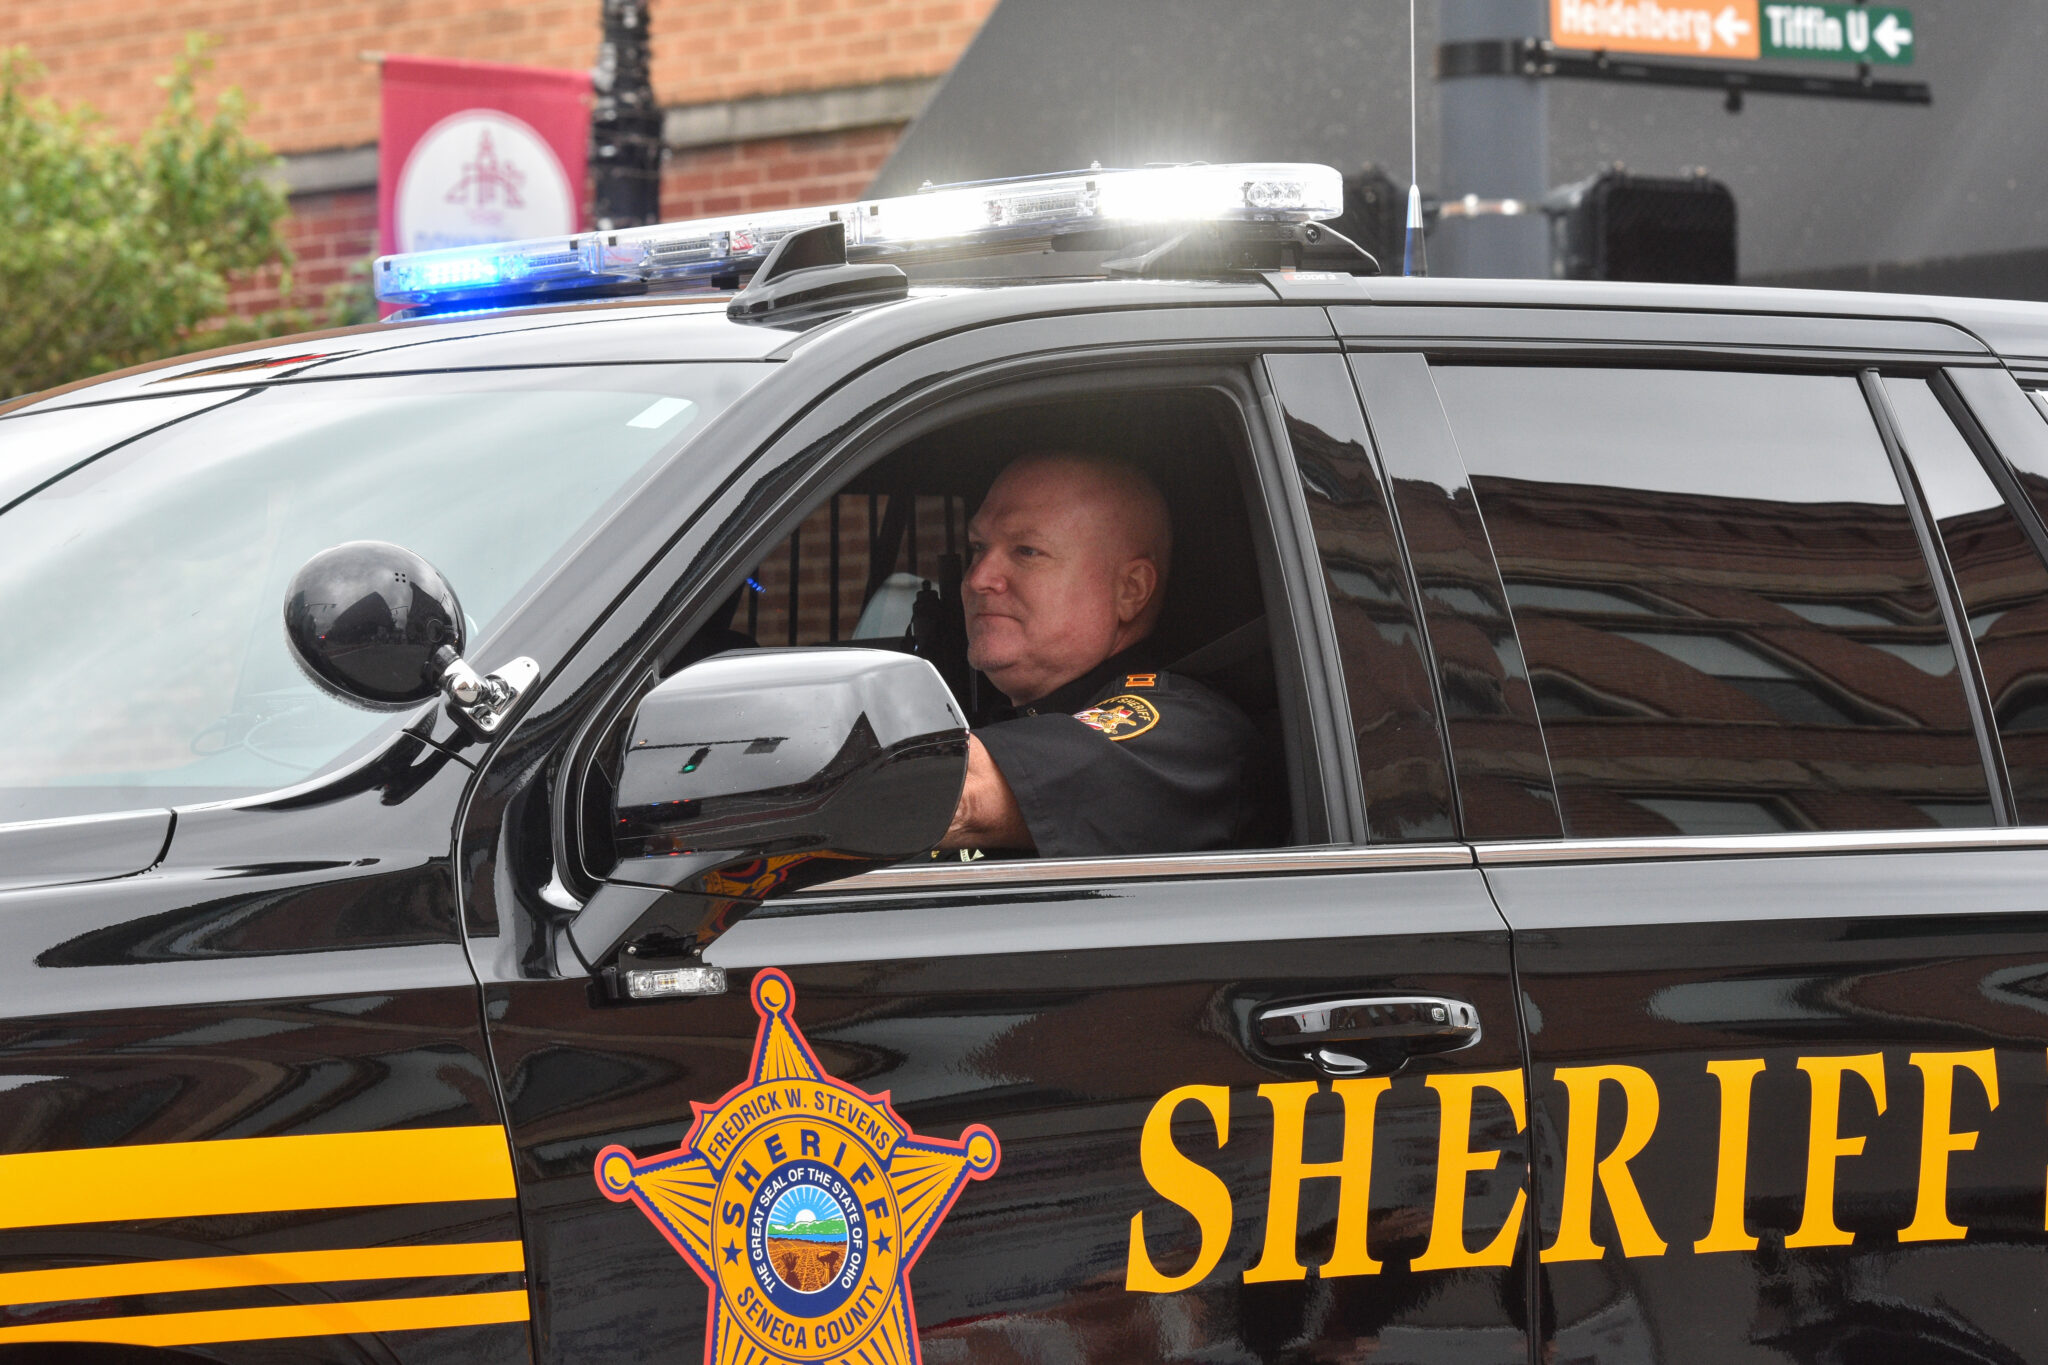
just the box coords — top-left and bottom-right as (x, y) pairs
(939, 735), (1033, 851)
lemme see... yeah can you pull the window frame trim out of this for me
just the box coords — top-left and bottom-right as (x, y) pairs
(1361, 352), (1564, 840)
(1253, 353), (1372, 842)
(779, 842), (1473, 901)
(1863, 369), (2016, 824)
(1940, 367), (2048, 576)
(1476, 824), (2048, 865)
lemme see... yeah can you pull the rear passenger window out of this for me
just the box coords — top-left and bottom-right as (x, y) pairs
(1437, 366), (1992, 838)
(1889, 377), (2048, 823)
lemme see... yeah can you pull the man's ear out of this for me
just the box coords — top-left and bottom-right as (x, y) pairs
(1115, 557), (1160, 625)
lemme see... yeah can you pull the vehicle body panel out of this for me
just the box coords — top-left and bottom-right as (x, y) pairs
(495, 864), (1534, 1365)
(1487, 844), (2048, 1365)
(0, 739), (526, 1361)
(13, 276), (2048, 1362)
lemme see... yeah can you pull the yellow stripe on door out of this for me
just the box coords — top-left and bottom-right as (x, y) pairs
(0, 1290), (531, 1346)
(0, 1126), (514, 1230)
(0, 1240), (525, 1308)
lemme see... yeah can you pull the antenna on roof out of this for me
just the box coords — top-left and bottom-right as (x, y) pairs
(1403, 0), (1428, 277)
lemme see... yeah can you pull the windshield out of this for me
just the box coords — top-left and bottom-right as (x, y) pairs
(0, 363), (768, 822)
(0, 390), (249, 508)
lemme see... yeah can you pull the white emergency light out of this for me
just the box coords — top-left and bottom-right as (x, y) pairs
(374, 162), (1345, 310)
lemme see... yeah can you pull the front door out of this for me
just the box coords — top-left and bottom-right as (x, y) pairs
(471, 341), (1542, 1364)
(700, 854), (1528, 1364)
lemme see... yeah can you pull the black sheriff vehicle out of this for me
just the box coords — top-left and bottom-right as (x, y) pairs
(11, 162), (2048, 1365)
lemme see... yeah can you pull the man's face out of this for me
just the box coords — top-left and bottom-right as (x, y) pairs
(963, 457), (1158, 706)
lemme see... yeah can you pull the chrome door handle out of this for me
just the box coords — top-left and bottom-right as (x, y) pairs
(1254, 996), (1481, 1077)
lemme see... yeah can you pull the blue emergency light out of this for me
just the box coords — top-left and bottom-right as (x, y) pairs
(374, 162), (1346, 311)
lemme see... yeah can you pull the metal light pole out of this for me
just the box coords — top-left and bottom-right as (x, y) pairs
(1436, 0), (1551, 278)
(592, 0), (663, 230)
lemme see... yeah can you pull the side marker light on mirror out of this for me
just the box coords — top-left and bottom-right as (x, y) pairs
(623, 964), (728, 999)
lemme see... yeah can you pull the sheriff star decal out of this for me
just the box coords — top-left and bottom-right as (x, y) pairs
(1073, 693), (1160, 741)
(594, 969), (1001, 1364)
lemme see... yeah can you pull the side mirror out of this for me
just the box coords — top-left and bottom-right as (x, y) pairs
(284, 541), (536, 732)
(568, 648), (968, 996)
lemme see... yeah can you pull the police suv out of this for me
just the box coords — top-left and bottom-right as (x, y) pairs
(8, 162), (2048, 1365)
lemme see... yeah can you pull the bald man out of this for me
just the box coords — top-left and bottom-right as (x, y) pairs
(939, 451), (1261, 857)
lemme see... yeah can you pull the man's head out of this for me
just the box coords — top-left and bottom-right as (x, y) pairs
(963, 451), (1173, 706)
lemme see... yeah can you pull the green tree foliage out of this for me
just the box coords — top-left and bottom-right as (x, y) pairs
(0, 38), (357, 402)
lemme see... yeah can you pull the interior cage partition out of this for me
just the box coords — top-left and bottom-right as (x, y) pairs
(829, 496), (842, 641)
(787, 525), (800, 646)
(746, 488), (973, 647)
(866, 494), (914, 603)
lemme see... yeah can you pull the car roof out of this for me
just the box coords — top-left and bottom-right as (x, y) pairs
(10, 274), (2048, 419)
(0, 300), (783, 417)
(1348, 276), (2048, 361)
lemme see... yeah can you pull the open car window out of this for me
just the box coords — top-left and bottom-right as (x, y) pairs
(574, 381), (1309, 893)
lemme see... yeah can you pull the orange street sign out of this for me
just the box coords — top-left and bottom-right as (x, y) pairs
(1550, 0), (1762, 60)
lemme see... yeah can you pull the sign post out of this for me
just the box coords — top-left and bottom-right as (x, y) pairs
(1439, 0), (1554, 280)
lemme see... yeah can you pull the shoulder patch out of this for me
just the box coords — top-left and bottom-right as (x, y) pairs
(1074, 694), (1160, 741)
(1123, 673), (1157, 688)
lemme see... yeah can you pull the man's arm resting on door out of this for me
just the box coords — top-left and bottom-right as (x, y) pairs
(939, 735), (1034, 851)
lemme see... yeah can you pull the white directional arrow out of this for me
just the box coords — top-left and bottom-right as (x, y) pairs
(1714, 5), (1753, 50)
(1874, 12), (1914, 59)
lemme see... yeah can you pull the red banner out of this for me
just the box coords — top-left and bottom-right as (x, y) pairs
(378, 55), (591, 258)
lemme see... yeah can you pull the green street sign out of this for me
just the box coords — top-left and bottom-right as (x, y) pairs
(1761, 5), (1916, 64)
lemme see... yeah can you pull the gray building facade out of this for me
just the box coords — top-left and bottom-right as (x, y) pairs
(873, 0), (2048, 298)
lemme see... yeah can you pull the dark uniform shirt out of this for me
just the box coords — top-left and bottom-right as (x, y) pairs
(972, 646), (1261, 858)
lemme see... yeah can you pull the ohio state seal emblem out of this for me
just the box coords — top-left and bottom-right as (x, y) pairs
(594, 969), (1001, 1364)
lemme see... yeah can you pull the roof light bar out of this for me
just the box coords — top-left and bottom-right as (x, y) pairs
(374, 162), (1343, 309)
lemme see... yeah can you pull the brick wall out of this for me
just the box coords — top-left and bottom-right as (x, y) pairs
(659, 123), (901, 220)
(7, 0), (994, 156)
(226, 189), (380, 317)
(654, 0), (990, 111)
(12, 0), (991, 320)
(10, 2), (991, 322)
